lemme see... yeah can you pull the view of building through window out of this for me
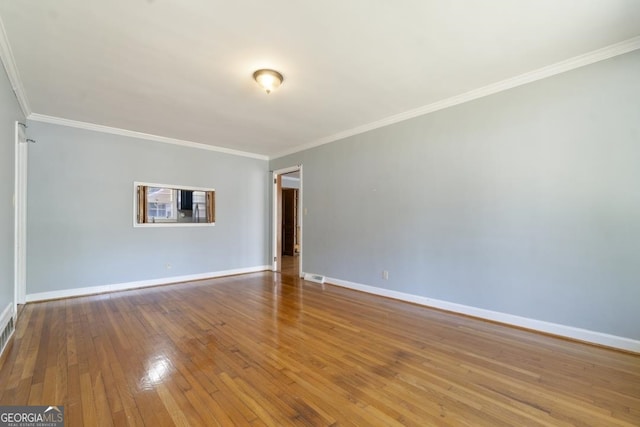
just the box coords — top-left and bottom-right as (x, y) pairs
(136, 184), (214, 225)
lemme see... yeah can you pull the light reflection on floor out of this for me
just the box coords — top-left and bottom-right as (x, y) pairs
(139, 354), (173, 390)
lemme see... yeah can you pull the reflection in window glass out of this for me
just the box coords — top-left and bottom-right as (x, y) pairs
(147, 187), (177, 222)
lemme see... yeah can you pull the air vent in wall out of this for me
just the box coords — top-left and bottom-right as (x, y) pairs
(303, 273), (326, 284)
(0, 316), (14, 357)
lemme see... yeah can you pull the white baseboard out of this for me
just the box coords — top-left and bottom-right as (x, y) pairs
(326, 277), (640, 354)
(26, 265), (271, 302)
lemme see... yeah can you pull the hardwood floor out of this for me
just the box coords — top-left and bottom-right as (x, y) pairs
(0, 272), (638, 426)
(280, 255), (299, 277)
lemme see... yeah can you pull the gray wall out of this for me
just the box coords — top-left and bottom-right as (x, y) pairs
(271, 50), (640, 340)
(26, 121), (270, 295)
(0, 64), (24, 312)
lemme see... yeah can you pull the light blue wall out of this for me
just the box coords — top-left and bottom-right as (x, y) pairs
(26, 121), (270, 295)
(0, 64), (24, 313)
(271, 50), (640, 340)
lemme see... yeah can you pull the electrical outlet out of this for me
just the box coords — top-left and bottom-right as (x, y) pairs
(382, 270), (389, 280)
(166, 263), (172, 270)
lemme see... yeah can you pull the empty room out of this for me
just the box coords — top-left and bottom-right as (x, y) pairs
(1, 1), (639, 426)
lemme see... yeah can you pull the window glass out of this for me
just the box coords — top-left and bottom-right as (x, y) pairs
(135, 184), (215, 226)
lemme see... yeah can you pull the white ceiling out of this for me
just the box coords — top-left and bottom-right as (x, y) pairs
(1, 1), (639, 158)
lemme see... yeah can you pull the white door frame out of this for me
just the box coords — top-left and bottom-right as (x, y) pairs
(272, 165), (302, 275)
(13, 121), (28, 318)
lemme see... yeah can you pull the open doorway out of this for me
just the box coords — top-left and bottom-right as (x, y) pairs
(272, 165), (302, 276)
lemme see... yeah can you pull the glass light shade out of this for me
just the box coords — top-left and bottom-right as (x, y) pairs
(253, 69), (283, 94)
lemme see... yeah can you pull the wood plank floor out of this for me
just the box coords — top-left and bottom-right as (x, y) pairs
(281, 255), (299, 277)
(0, 272), (639, 426)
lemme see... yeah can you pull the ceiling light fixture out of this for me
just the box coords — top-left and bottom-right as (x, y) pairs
(253, 69), (283, 94)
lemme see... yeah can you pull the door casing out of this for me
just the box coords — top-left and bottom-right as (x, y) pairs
(14, 121), (28, 318)
(272, 165), (302, 275)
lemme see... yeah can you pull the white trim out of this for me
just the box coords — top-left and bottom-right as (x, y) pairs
(270, 36), (640, 160)
(134, 222), (216, 228)
(297, 166), (303, 277)
(272, 165), (303, 275)
(28, 113), (269, 161)
(272, 165), (302, 175)
(326, 277), (640, 354)
(25, 265), (271, 302)
(0, 16), (31, 116)
(13, 122), (27, 316)
(136, 181), (216, 193)
(3, 29), (635, 162)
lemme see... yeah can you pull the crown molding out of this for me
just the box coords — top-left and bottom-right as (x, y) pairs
(2, 9), (637, 163)
(28, 113), (269, 160)
(0, 15), (31, 117)
(270, 36), (640, 160)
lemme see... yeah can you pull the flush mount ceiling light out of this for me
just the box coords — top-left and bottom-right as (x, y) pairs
(253, 69), (283, 94)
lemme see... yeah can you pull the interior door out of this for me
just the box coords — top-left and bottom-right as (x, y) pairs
(282, 189), (297, 256)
